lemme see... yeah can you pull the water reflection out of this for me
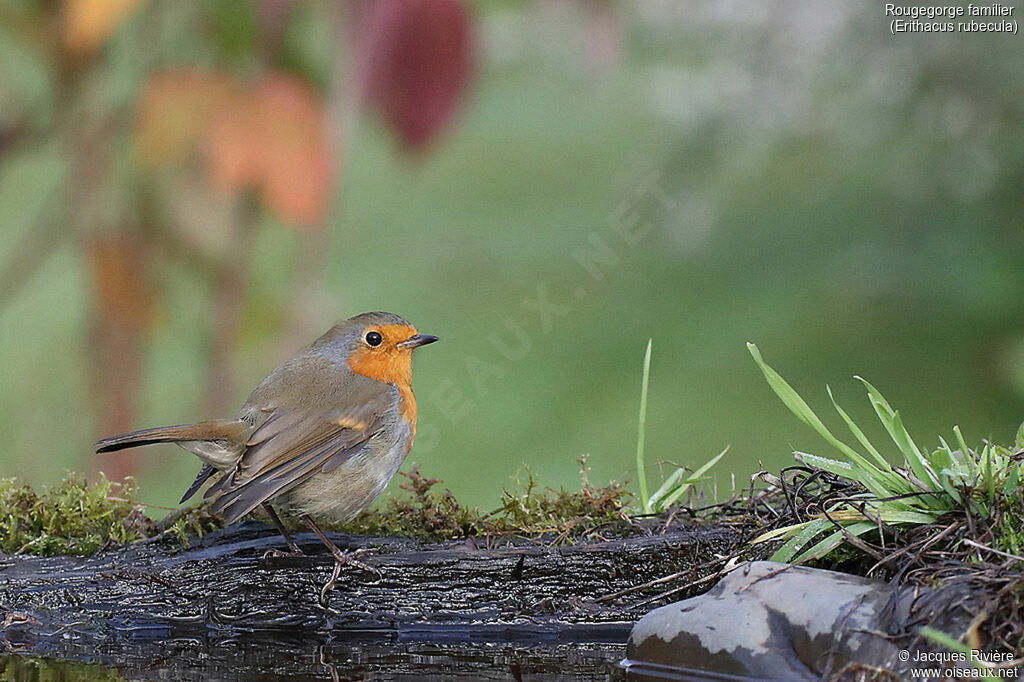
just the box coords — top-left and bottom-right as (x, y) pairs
(2, 640), (627, 681)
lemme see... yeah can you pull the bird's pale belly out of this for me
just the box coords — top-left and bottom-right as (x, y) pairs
(284, 436), (407, 522)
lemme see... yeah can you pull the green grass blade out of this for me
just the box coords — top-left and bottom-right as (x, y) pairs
(1004, 465), (1021, 496)
(856, 377), (938, 489)
(894, 411), (940, 485)
(749, 342), (901, 485)
(812, 388), (917, 498)
(875, 508), (940, 524)
(748, 344), (859, 458)
(636, 339), (653, 513)
(771, 518), (832, 562)
(797, 451), (903, 501)
(992, 444), (1010, 472)
(647, 467), (684, 510)
(658, 447), (728, 510)
(827, 386), (891, 471)
(981, 442), (995, 502)
(753, 522), (808, 545)
(953, 426), (974, 466)
(928, 445), (962, 504)
(793, 521), (876, 563)
(952, 426), (990, 507)
(795, 452), (854, 477)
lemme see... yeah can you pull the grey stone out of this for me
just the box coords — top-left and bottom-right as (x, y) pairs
(625, 561), (955, 680)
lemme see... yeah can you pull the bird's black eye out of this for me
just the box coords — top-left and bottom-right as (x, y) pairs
(365, 331), (383, 347)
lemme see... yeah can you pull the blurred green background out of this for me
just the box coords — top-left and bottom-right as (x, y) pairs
(1, 0), (1023, 512)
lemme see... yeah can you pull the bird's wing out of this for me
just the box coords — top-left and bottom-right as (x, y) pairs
(207, 385), (394, 524)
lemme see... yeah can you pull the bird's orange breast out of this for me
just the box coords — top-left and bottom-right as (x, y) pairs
(399, 384), (417, 452)
(345, 323), (419, 441)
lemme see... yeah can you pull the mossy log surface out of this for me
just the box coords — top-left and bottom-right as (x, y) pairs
(0, 521), (742, 680)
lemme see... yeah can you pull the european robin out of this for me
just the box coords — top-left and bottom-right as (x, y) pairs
(96, 311), (437, 597)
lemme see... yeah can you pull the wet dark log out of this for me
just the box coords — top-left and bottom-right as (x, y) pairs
(0, 521), (743, 679)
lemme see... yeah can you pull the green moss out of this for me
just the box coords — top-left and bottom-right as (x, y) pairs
(160, 505), (224, 548)
(0, 475), (153, 556)
(337, 456), (633, 541)
(3, 458), (633, 556)
(492, 460), (632, 537)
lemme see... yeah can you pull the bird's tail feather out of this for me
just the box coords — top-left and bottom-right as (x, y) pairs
(95, 420), (248, 454)
(180, 464), (217, 503)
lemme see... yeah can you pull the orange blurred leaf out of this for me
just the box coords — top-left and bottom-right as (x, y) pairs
(360, 0), (474, 150)
(135, 69), (332, 228)
(63, 0), (143, 55)
(259, 144), (332, 227)
(255, 76), (333, 227)
(204, 75), (332, 227)
(205, 90), (262, 193)
(136, 71), (235, 167)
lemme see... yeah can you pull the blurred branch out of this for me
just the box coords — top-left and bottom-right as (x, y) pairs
(0, 203), (69, 311)
(56, 14), (153, 480)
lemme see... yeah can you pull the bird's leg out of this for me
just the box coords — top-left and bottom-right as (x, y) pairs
(261, 503), (304, 558)
(302, 515), (380, 603)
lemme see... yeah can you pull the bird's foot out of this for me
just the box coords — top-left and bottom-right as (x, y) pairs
(317, 548), (382, 606)
(262, 547), (305, 560)
(336, 547), (381, 577)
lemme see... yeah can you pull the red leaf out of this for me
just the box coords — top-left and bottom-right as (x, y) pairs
(359, 0), (474, 150)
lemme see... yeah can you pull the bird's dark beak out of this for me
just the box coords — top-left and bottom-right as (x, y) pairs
(399, 334), (439, 349)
